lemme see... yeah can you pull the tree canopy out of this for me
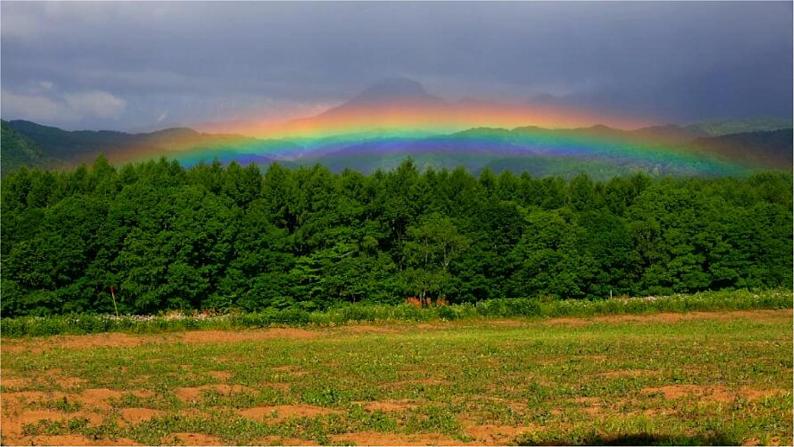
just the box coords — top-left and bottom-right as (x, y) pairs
(2, 157), (791, 317)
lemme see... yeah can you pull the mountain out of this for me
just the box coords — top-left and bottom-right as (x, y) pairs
(686, 118), (792, 136)
(1, 121), (51, 174)
(691, 129), (793, 168)
(1, 119), (292, 169)
(3, 118), (792, 178)
(344, 77), (443, 106)
(2, 79), (791, 177)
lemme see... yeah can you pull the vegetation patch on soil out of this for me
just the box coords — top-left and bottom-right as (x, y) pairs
(1, 308), (791, 445)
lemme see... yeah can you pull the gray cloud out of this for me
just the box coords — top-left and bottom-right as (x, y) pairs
(1, 1), (791, 131)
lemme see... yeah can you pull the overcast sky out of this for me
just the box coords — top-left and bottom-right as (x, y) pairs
(2, 1), (792, 131)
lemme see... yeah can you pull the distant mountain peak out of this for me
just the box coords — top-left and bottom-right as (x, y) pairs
(348, 77), (440, 104)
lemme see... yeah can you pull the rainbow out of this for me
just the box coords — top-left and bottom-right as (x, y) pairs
(104, 100), (770, 177)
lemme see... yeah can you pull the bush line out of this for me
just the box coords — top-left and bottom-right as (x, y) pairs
(1, 288), (790, 338)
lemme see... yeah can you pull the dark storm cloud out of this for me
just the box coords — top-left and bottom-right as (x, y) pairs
(1, 1), (791, 130)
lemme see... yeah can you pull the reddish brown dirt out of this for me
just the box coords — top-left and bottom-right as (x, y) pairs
(81, 388), (124, 407)
(1, 390), (58, 404)
(485, 319), (529, 327)
(596, 369), (658, 379)
(341, 325), (403, 335)
(167, 432), (225, 446)
(1, 376), (29, 389)
(238, 404), (341, 422)
(119, 407), (163, 424)
(2, 332), (147, 353)
(363, 400), (417, 412)
(642, 385), (787, 403)
(2, 327), (319, 354)
(385, 378), (447, 389)
(176, 328), (319, 344)
(742, 437), (791, 446)
(207, 371), (232, 381)
(173, 384), (254, 403)
(463, 423), (532, 444)
(255, 436), (319, 445)
(330, 431), (463, 446)
(0, 408), (103, 441)
(572, 397), (605, 416)
(259, 381), (291, 391)
(129, 389), (156, 398)
(545, 309), (791, 326)
(271, 365), (307, 377)
(56, 376), (88, 389)
(11, 434), (140, 446)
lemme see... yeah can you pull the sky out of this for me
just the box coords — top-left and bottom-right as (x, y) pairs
(1, 1), (792, 132)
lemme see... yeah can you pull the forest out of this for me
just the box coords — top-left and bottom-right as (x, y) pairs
(1, 156), (791, 317)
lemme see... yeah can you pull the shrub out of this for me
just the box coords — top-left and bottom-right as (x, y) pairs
(1, 289), (790, 338)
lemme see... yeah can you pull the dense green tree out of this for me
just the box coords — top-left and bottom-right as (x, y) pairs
(402, 213), (469, 304)
(0, 158), (790, 317)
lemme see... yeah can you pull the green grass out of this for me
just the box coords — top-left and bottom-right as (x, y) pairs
(2, 288), (791, 337)
(1, 306), (791, 445)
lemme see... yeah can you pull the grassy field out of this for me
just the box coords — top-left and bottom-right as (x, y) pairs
(1, 309), (792, 445)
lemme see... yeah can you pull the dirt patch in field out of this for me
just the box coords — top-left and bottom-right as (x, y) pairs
(342, 325), (401, 334)
(3, 332), (146, 354)
(545, 309), (791, 327)
(1, 390), (78, 415)
(259, 381), (291, 391)
(2, 327), (320, 354)
(572, 397), (605, 416)
(13, 434), (140, 446)
(742, 437), (790, 446)
(1, 408), (104, 439)
(174, 387), (203, 402)
(597, 369), (659, 379)
(642, 385), (787, 403)
(740, 388), (789, 401)
(176, 328), (319, 344)
(415, 322), (447, 330)
(168, 432), (225, 446)
(81, 388), (124, 408)
(330, 431), (462, 446)
(119, 407), (163, 424)
(174, 384), (254, 403)
(271, 365), (307, 377)
(386, 378), (447, 389)
(208, 371), (232, 381)
(129, 389), (156, 399)
(643, 385), (732, 401)
(1, 376), (29, 389)
(363, 400), (417, 412)
(255, 436), (320, 445)
(238, 405), (341, 422)
(463, 423), (532, 444)
(56, 376), (88, 389)
(543, 317), (591, 327)
(486, 319), (530, 327)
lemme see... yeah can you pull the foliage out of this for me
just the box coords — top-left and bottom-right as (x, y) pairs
(0, 121), (49, 175)
(1, 158), (791, 317)
(2, 288), (790, 337)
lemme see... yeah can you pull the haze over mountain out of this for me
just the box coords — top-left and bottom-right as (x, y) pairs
(346, 78), (443, 106)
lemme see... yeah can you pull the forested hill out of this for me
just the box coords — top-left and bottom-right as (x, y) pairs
(2, 158), (791, 317)
(2, 118), (792, 178)
(1, 121), (52, 175)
